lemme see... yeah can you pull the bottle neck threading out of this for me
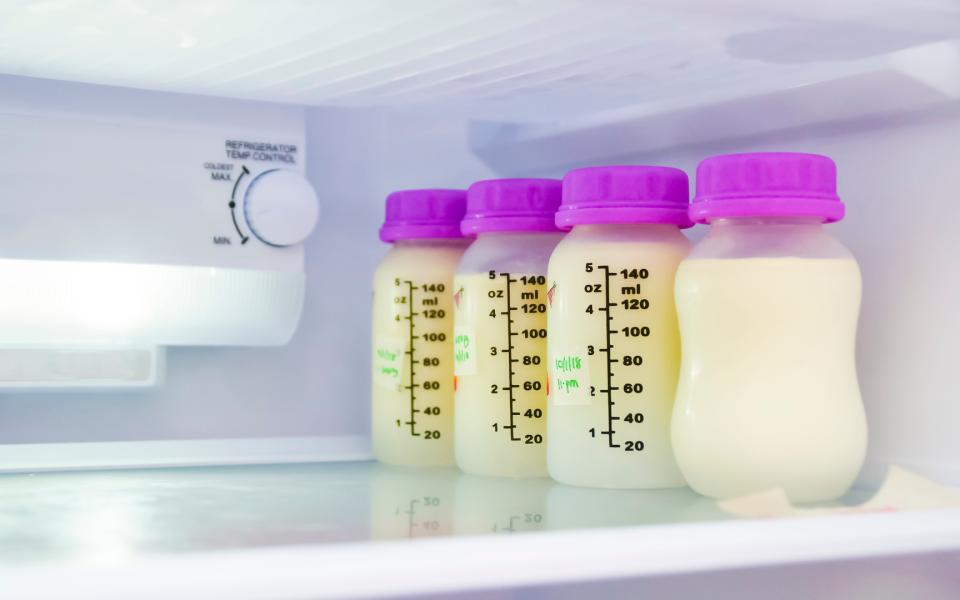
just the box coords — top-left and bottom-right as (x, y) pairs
(569, 222), (681, 233)
(392, 237), (470, 248)
(708, 216), (824, 227)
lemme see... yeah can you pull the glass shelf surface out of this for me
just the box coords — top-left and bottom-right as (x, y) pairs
(0, 460), (884, 567)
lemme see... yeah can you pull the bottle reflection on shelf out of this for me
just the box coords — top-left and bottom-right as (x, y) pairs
(545, 483), (725, 530)
(369, 464), (460, 540)
(454, 474), (554, 535)
(369, 462), (729, 541)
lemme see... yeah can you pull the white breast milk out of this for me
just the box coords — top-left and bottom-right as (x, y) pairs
(672, 151), (868, 502)
(672, 257), (867, 502)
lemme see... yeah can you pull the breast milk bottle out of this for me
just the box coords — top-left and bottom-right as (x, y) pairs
(453, 179), (563, 478)
(672, 152), (867, 502)
(546, 166), (692, 489)
(372, 189), (468, 467)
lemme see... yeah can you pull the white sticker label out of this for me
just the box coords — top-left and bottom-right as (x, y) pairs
(453, 326), (477, 376)
(550, 350), (590, 406)
(373, 335), (406, 391)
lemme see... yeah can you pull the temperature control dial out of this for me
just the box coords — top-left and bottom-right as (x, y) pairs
(243, 169), (319, 247)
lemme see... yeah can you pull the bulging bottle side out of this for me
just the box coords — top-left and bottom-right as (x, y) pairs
(672, 152), (868, 502)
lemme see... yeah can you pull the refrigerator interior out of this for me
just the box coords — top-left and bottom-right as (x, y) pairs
(1, 1), (959, 598)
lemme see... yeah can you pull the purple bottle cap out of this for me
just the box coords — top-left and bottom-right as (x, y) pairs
(460, 179), (562, 235)
(692, 152), (844, 223)
(461, 178), (562, 235)
(557, 166), (692, 230)
(379, 189), (467, 243)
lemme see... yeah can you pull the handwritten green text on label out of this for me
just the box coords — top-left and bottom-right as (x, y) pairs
(551, 351), (590, 406)
(453, 326), (477, 375)
(373, 336), (406, 391)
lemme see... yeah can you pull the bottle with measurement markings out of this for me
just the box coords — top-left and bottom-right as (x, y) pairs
(372, 189), (469, 467)
(453, 178), (564, 478)
(672, 153), (867, 502)
(546, 166), (692, 489)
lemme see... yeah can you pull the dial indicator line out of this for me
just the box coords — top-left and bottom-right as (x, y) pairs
(228, 165), (251, 244)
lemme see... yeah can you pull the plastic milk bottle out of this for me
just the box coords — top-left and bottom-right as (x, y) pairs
(672, 152), (867, 502)
(453, 179), (563, 478)
(372, 189), (468, 466)
(546, 166), (692, 488)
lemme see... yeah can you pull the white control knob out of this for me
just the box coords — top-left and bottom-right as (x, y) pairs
(243, 169), (319, 246)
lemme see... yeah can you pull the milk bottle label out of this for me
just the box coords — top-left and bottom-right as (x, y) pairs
(373, 335), (407, 391)
(453, 326), (477, 375)
(550, 350), (590, 406)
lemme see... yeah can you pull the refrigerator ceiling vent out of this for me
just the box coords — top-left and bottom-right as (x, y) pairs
(1, 0), (958, 121)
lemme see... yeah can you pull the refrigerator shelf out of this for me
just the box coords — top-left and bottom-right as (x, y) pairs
(2, 461), (958, 599)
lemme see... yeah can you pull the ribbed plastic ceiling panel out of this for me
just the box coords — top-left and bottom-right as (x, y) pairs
(0, 0), (958, 121)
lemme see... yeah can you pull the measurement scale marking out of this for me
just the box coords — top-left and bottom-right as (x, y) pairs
(599, 266), (620, 448)
(501, 273), (520, 441)
(404, 280), (420, 437)
(405, 499), (419, 537)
